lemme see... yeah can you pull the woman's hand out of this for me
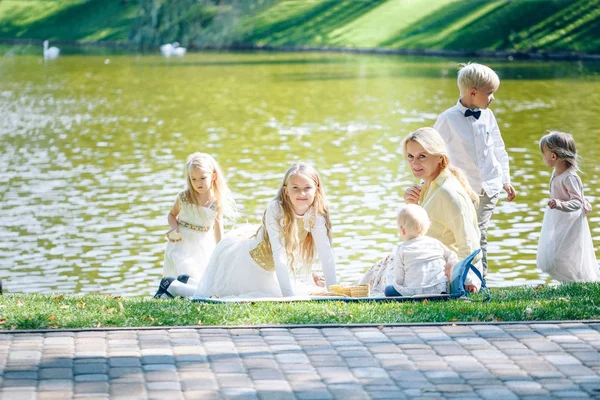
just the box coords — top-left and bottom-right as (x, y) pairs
(312, 272), (326, 287)
(548, 199), (558, 209)
(444, 260), (457, 280)
(404, 184), (422, 204)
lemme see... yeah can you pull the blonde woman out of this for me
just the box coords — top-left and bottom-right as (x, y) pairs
(358, 128), (482, 294)
(403, 127), (482, 292)
(156, 162), (337, 298)
(162, 152), (236, 280)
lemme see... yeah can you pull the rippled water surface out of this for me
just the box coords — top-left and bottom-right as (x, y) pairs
(1, 52), (600, 295)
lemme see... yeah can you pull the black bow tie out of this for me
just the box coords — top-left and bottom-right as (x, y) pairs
(464, 109), (481, 120)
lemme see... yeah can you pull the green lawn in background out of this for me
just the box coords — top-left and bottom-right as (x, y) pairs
(0, 0), (599, 53)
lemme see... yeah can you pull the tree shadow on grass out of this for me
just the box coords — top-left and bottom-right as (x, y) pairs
(244, 0), (388, 46)
(3, 0), (137, 42)
(378, 0), (589, 52)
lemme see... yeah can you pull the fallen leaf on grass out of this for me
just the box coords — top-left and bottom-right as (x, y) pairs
(106, 308), (115, 314)
(422, 299), (428, 305)
(197, 320), (203, 326)
(118, 302), (124, 313)
(77, 301), (86, 308)
(50, 325), (58, 329)
(16, 300), (23, 307)
(0, 318), (7, 325)
(96, 323), (102, 328)
(326, 309), (336, 317)
(48, 315), (56, 321)
(535, 285), (544, 290)
(54, 296), (64, 302)
(60, 305), (69, 310)
(448, 318), (458, 322)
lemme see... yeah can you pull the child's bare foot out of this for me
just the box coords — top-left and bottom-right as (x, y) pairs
(464, 284), (479, 293)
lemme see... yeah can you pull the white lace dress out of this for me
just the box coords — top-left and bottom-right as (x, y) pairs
(537, 169), (600, 282)
(162, 192), (218, 280)
(194, 200), (337, 298)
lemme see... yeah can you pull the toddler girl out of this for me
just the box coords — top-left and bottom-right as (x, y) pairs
(162, 152), (235, 280)
(537, 131), (600, 282)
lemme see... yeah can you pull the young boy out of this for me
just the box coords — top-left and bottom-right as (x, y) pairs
(384, 204), (458, 297)
(433, 62), (516, 277)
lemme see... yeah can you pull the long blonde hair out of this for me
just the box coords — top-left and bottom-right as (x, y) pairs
(402, 127), (479, 205)
(260, 162), (332, 270)
(184, 152), (236, 217)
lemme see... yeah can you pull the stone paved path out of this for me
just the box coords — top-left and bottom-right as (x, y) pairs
(1, 322), (600, 399)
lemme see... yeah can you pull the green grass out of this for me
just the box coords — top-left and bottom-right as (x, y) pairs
(1, 283), (599, 331)
(0, 0), (138, 41)
(0, 0), (599, 53)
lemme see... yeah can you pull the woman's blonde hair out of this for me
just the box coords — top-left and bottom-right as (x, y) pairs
(184, 152), (236, 217)
(397, 204), (430, 237)
(260, 162), (332, 271)
(402, 127), (479, 205)
(539, 130), (580, 171)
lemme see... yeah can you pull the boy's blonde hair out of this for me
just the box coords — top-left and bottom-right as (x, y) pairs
(457, 62), (500, 96)
(397, 204), (430, 237)
(259, 162), (331, 271)
(539, 130), (580, 171)
(402, 127), (479, 206)
(184, 152), (236, 218)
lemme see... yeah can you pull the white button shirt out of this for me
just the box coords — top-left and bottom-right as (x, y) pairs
(433, 100), (511, 197)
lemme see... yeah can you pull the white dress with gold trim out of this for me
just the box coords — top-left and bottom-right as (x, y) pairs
(162, 191), (218, 280)
(194, 200), (336, 298)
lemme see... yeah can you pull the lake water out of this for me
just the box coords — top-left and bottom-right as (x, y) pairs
(1, 51), (599, 296)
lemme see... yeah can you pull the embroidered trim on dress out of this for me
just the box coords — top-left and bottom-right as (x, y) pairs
(178, 220), (211, 232)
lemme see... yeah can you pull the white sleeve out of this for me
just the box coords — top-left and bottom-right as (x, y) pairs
(393, 245), (405, 286)
(264, 201), (294, 296)
(489, 112), (511, 185)
(311, 214), (337, 287)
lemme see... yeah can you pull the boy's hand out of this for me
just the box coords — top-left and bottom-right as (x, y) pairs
(404, 184), (422, 204)
(504, 184), (516, 202)
(548, 199), (557, 209)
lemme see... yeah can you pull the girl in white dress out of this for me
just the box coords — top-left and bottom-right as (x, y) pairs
(537, 131), (600, 282)
(155, 162), (338, 299)
(162, 152), (235, 281)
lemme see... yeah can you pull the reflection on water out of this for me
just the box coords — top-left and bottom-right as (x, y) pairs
(1, 52), (599, 295)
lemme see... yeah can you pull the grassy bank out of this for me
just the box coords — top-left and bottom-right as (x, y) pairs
(1, 0), (599, 53)
(1, 283), (599, 331)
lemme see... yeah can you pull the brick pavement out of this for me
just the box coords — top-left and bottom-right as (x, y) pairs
(1, 322), (600, 399)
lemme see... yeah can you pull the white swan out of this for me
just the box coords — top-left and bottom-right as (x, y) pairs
(172, 42), (187, 56)
(160, 43), (174, 57)
(160, 42), (187, 57)
(43, 40), (60, 60)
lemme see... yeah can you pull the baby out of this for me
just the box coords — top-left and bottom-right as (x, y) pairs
(384, 204), (458, 297)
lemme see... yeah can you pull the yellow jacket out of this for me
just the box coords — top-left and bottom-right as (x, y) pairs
(419, 169), (482, 275)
